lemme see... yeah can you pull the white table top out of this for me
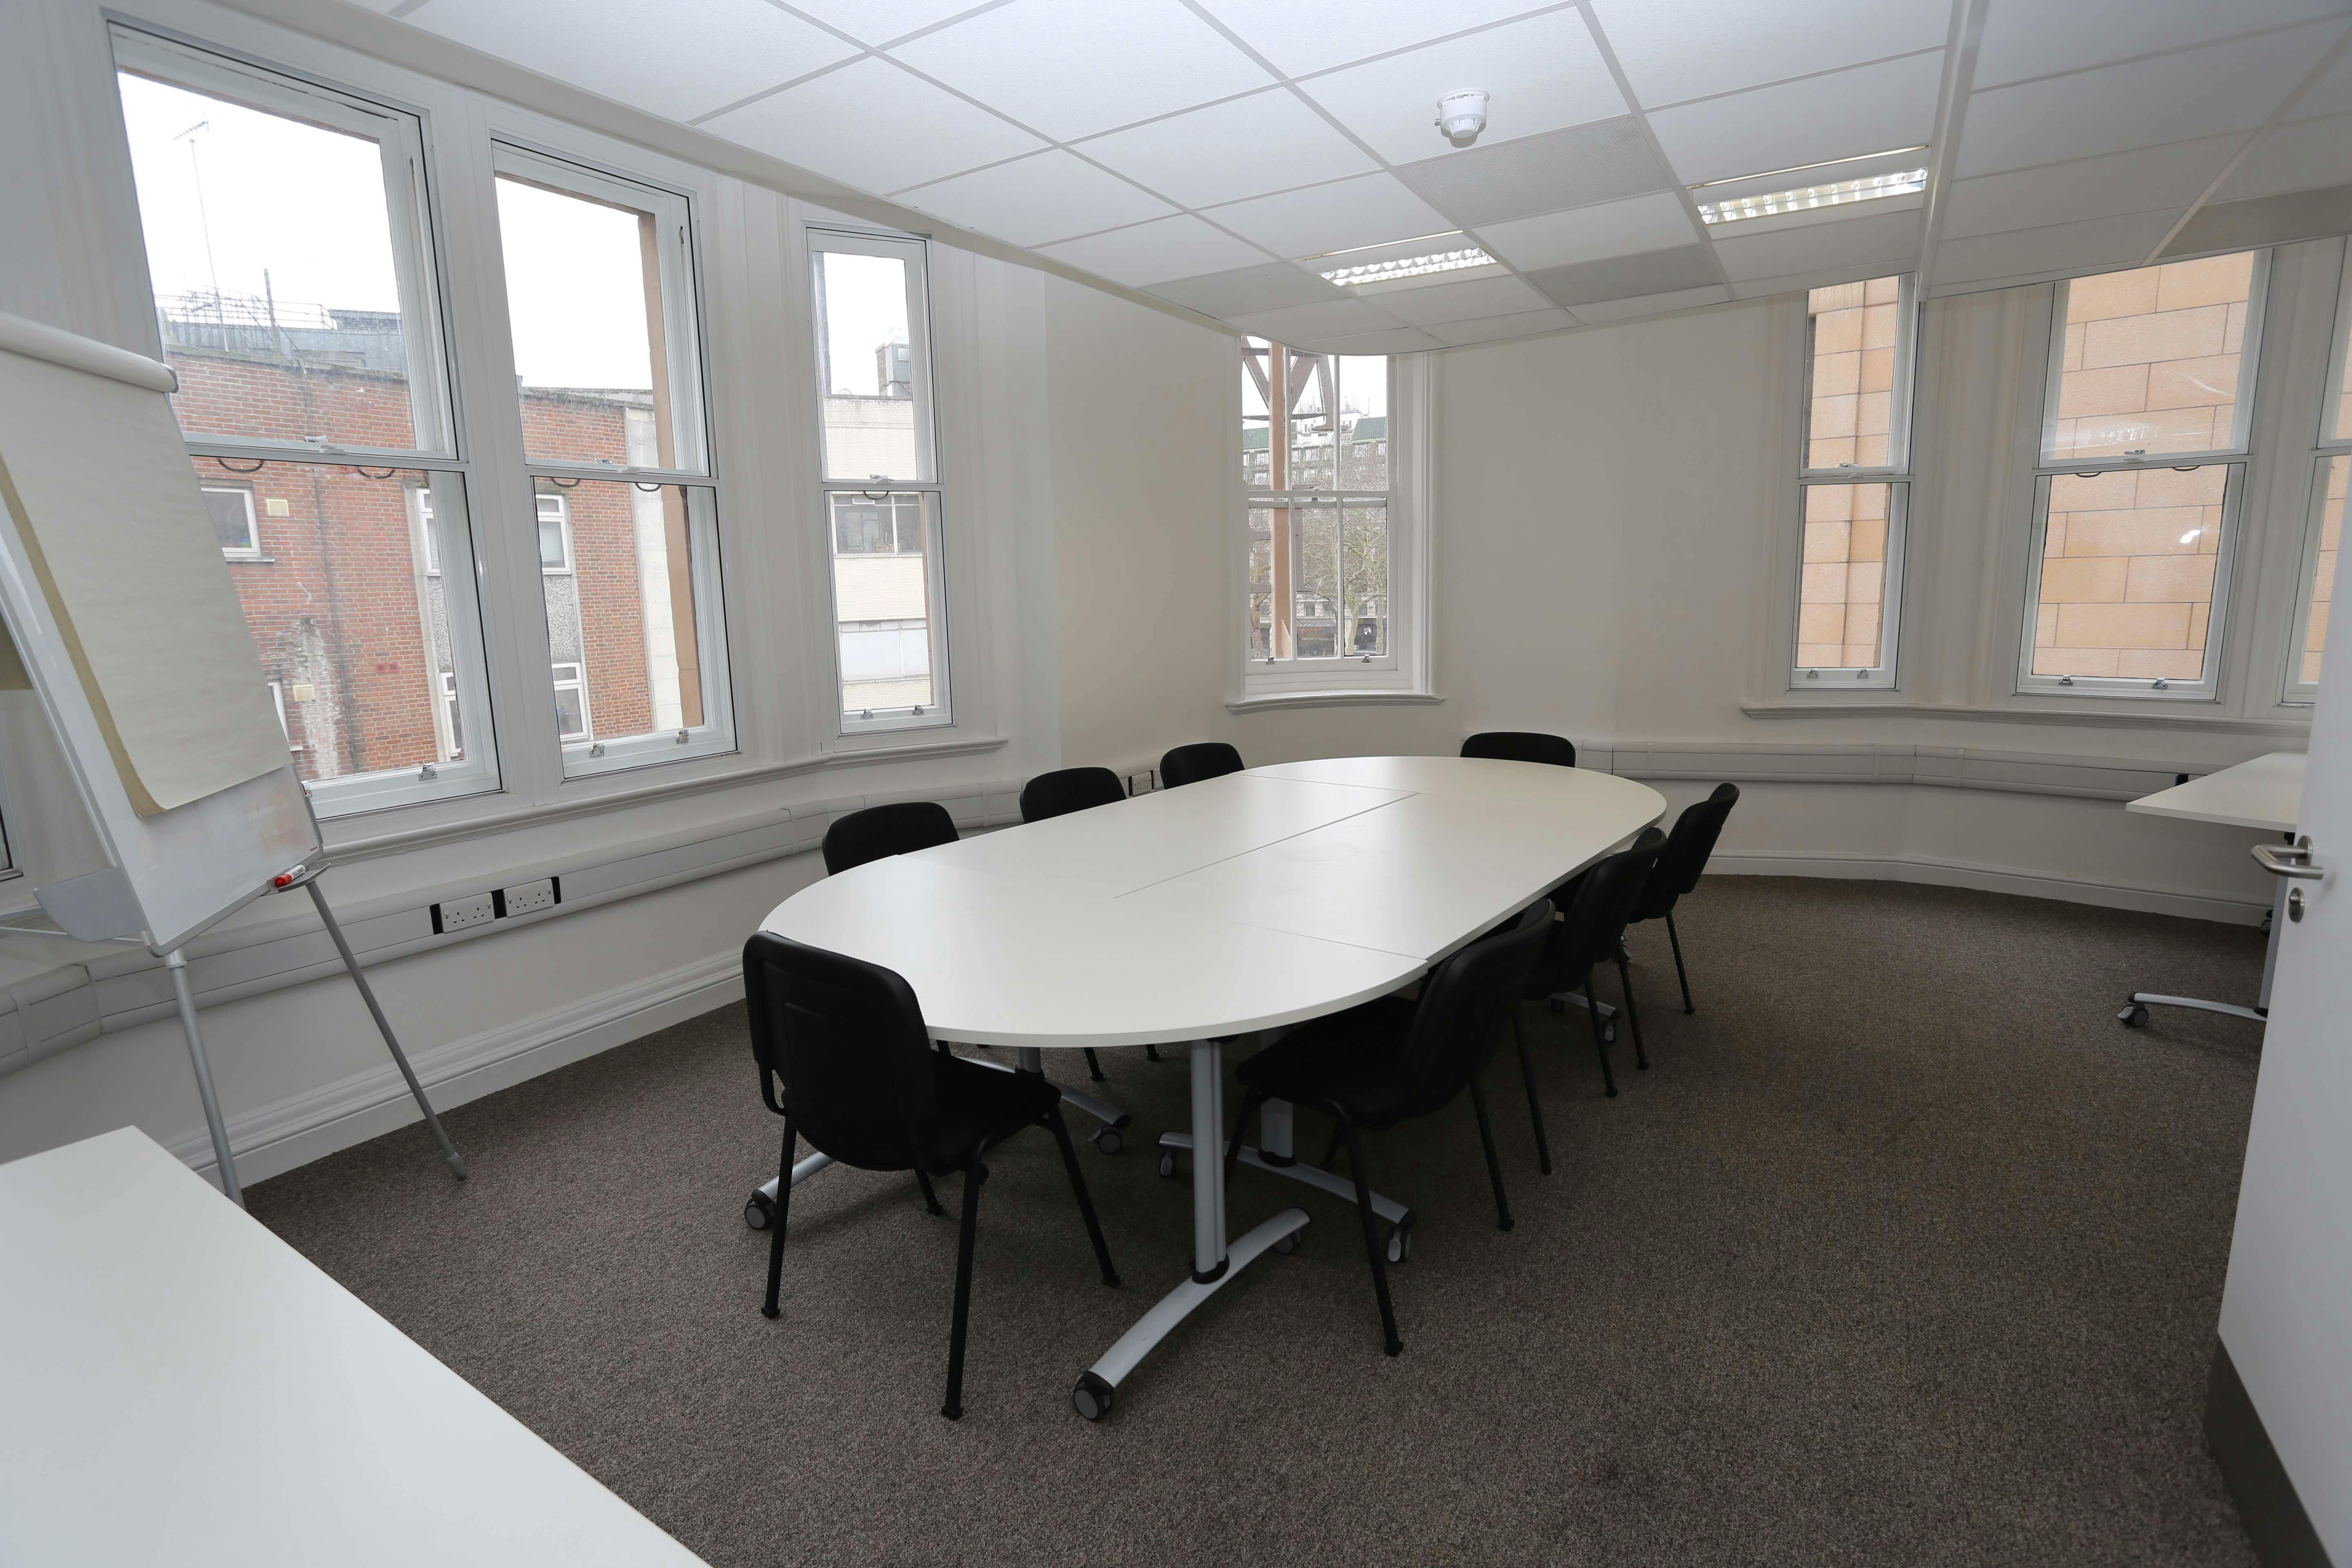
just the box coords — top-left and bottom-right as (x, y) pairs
(761, 757), (1666, 1049)
(2126, 751), (2305, 834)
(0, 1128), (706, 1568)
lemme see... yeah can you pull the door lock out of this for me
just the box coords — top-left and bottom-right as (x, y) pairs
(2290, 887), (2306, 923)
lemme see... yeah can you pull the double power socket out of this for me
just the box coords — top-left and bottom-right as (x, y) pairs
(430, 876), (561, 935)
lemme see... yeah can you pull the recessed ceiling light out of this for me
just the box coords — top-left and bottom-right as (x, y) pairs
(1698, 168), (1928, 226)
(1686, 147), (1929, 191)
(1319, 246), (1496, 286)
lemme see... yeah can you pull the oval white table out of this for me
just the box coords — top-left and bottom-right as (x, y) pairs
(756, 756), (1666, 1417)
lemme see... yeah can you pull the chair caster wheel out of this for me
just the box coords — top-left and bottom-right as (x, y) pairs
(1274, 1229), (1300, 1255)
(1385, 1223), (1412, 1265)
(1157, 1150), (1181, 1180)
(2118, 1003), (2149, 1029)
(744, 1191), (774, 1231)
(1072, 1371), (1114, 1421)
(1091, 1126), (1123, 1155)
(1601, 1020), (1617, 1044)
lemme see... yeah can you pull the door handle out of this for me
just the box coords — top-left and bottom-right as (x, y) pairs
(2252, 836), (2324, 880)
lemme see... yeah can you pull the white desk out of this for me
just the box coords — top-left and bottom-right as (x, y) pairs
(2122, 751), (2306, 1027)
(0, 1128), (705, 1568)
(755, 757), (1666, 1418)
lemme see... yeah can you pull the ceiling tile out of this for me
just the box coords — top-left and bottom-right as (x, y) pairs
(1930, 211), (2180, 284)
(1474, 191), (1698, 270)
(1710, 207), (1918, 281)
(1524, 244), (1719, 307)
(1941, 136), (2244, 239)
(1590, 0), (1948, 109)
(2291, 42), (2352, 119)
(784, 0), (999, 47)
(888, 0), (1273, 142)
(1296, 9), (1626, 166)
(1193, 0), (1558, 78)
(1315, 327), (1448, 352)
(1201, 174), (1456, 260)
(1035, 215), (1274, 287)
(1422, 308), (1579, 346)
(1074, 89), (1376, 209)
(1367, 274), (1551, 325)
(2216, 113), (2352, 201)
(702, 58), (1045, 193)
(409, 0), (857, 122)
(895, 150), (1176, 245)
(1226, 298), (1403, 339)
(1646, 51), (1944, 186)
(1975, 0), (2352, 90)
(1147, 261), (1345, 316)
(1566, 284), (1733, 322)
(1958, 24), (2332, 178)
(1393, 119), (1670, 230)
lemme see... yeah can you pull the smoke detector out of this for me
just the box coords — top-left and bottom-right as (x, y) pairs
(1435, 90), (1488, 148)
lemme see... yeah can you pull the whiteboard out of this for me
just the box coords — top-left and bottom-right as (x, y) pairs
(0, 313), (316, 953)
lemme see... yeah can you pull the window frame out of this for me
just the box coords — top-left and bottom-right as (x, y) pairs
(2016, 253), (2272, 702)
(202, 485), (262, 559)
(535, 491), (572, 572)
(549, 661), (592, 742)
(808, 227), (953, 736)
(2284, 256), (2352, 704)
(1789, 275), (1919, 691)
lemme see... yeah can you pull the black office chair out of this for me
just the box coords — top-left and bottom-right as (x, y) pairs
(1019, 766), (1126, 823)
(822, 800), (959, 875)
(744, 933), (1118, 1420)
(1510, 826), (1666, 1166)
(1461, 731), (1576, 769)
(1223, 901), (1552, 1358)
(1160, 742), (1243, 788)
(1628, 784), (1740, 1015)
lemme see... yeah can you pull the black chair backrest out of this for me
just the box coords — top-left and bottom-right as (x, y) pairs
(1644, 783), (1739, 910)
(1160, 742), (1244, 788)
(742, 932), (935, 1169)
(823, 800), (959, 875)
(1528, 827), (1667, 996)
(1392, 901), (1554, 1120)
(1020, 766), (1126, 823)
(1462, 731), (1577, 769)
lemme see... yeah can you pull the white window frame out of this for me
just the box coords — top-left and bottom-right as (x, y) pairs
(110, 27), (498, 819)
(2285, 256), (2352, 704)
(489, 141), (735, 778)
(549, 661), (591, 742)
(1236, 342), (1430, 703)
(809, 227), (953, 735)
(535, 491), (572, 572)
(1790, 275), (1918, 692)
(202, 485), (262, 559)
(2017, 254), (2271, 701)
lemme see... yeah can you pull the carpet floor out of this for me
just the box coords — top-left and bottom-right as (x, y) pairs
(249, 877), (2267, 1566)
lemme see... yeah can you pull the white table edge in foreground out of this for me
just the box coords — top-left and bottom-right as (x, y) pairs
(2125, 751), (2305, 836)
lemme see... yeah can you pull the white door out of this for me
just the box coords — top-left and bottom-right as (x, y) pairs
(2219, 664), (2352, 1554)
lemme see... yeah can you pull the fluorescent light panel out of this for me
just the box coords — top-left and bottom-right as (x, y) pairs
(1698, 168), (1927, 226)
(1320, 246), (1495, 285)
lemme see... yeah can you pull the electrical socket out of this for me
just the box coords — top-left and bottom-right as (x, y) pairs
(432, 891), (497, 933)
(1125, 768), (1158, 796)
(501, 876), (559, 917)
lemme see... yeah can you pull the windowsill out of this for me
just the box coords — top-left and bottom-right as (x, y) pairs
(1227, 689), (1443, 714)
(1741, 697), (2311, 736)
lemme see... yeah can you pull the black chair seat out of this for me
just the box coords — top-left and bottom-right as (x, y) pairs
(813, 1053), (1061, 1174)
(1236, 997), (1420, 1127)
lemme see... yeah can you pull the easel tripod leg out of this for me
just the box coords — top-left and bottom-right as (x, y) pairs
(166, 949), (241, 1208)
(306, 882), (467, 1179)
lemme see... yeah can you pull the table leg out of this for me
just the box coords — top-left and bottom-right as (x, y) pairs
(1072, 1040), (1307, 1421)
(2120, 876), (2284, 1029)
(1156, 1081), (1413, 1238)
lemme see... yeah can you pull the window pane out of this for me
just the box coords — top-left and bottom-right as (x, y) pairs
(117, 69), (431, 451)
(1242, 342), (1271, 487)
(537, 494), (570, 570)
(2334, 309), (2352, 445)
(1247, 505), (1278, 659)
(829, 490), (940, 717)
(201, 486), (257, 553)
(496, 175), (679, 470)
(2050, 254), (2257, 461)
(1806, 276), (1901, 470)
(2032, 466), (2226, 681)
(194, 459), (474, 781)
(536, 479), (707, 744)
(814, 249), (927, 482)
(1294, 505), (1339, 658)
(1338, 357), (1389, 492)
(1343, 503), (1389, 657)
(2305, 456), (2343, 686)
(1798, 483), (1891, 669)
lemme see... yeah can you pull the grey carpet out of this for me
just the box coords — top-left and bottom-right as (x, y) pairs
(249, 878), (2267, 1566)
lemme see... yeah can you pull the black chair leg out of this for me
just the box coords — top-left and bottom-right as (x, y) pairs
(762, 1118), (795, 1319)
(942, 1163), (985, 1420)
(1145, 1043), (1161, 1062)
(1468, 1077), (1513, 1232)
(1615, 951), (1650, 1072)
(1510, 1011), (1552, 1176)
(1083, 1047), (1105, 1083)
(1044, 1106), (1120, 1286)
(1586, 983), (1617, 1098)
(1666, 911), (1696, 1014)
(1336, 1116), (1403, 1356)
(1319, 1123), (1343, 1171)
(914, 1166), (945, 1216)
